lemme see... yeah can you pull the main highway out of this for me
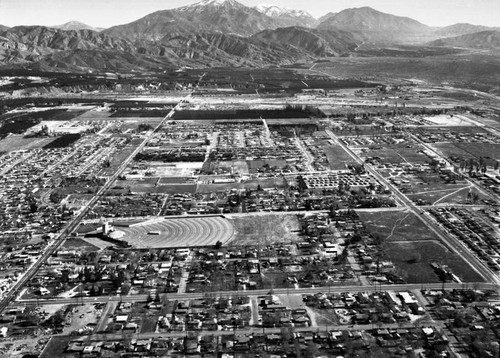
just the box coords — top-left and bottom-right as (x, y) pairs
(18, 281), (499, 306)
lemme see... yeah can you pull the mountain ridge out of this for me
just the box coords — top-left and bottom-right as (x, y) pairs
(430, 30), (500, 49)
(53, 21), (105, 32)
(1, 2), (499, 73)
(103, 0), (280, 40)
(433, 23), (500, 38)
(318, 7), (432, 43)
(254, 5), (318, 28)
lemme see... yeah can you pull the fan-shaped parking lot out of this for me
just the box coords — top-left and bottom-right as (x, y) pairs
(114, 216), (235, 248)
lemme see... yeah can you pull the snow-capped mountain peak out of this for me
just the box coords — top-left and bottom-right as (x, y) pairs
(187, 0), (240, 8)
(255, 4), (313, 19)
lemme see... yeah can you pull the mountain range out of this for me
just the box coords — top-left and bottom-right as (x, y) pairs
(318, 7), (432, 43)
(0, 0), (498, 72)
(52, 21), (105, 32)
(430, 31), (500, 49)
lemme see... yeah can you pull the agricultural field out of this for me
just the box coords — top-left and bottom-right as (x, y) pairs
(173, 109), (310, 120)
(110, 110), (170, 117)
(0, 135), (54, 152)
(0, 108), (87, 138)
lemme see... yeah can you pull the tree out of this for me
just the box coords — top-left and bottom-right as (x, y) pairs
(413, 313), (433, 328)
(407, 252), (421, 264)
(19, 312), (41, 326)
(281, 326), (292, 353)
(146, 291), (154, 303)
(46, 310), (65, 328)
(469, 191), (480, 204)
(29, 201), (38, 213)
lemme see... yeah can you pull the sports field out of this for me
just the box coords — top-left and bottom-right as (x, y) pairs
(113, 216), (234, 248)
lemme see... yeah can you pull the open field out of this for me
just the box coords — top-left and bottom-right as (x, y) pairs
(61, 238), (101, 251)
(385, 241), (484, 284)
(120, 178), (197, 194)
(358, 210), (485, 283)
(146, 162), (204, 177)
(454, 143), (500, 161)
(423, 114), (476, 126)
(357, 210), (441, 242)
(324, 145), (356, 170)
(113, 216), (234, 248)
(197, 177), (286, 193)
(99, 147), (137, 176)
(39, 336), (71, 358)
(227, 213), (301, 246)
(0, 135), (54, 152)
(406, 184), (486, 205)
(434, 142), (500, 164)
(357, 144), (431, 165)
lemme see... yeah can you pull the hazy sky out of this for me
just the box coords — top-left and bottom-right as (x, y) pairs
(1, 0), (499, 28)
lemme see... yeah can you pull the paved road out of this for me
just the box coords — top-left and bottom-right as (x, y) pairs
(18, 281), (498, 306)
(95, 301), (117, 333)
(80, 206), (408, 224)
(293, 134), (315, 172)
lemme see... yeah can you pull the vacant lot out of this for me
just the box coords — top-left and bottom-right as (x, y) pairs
(324, 145), (356, 170)
(39, 336), (71, 358)
(407, 184), (485, 205)
(124, 180), (197, 194)
(358, 144), (431, 165)
(228, 213), (301, 246)
(385, 241), (484, 283)
(358, 210), (484, 283)
(358, 210), (440, 242)
(435, 142), (500, 161)
(454, 143), (500, 161)
(62, 238), (101, 251)
(197, 177), (285, 193)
